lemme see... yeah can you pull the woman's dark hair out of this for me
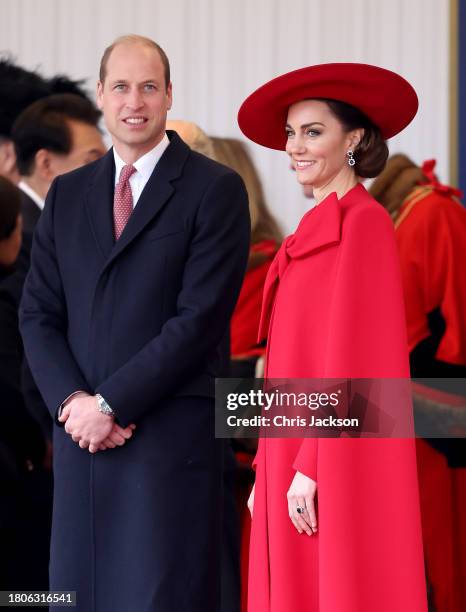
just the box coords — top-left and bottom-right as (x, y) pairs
(318, 98), (389, 178)
(0, 176), (21, 240)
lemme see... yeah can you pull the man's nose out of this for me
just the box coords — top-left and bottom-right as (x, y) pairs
(126, 88), (144, 110)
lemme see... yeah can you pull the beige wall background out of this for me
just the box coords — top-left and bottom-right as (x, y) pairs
(0, 0), (449, 232)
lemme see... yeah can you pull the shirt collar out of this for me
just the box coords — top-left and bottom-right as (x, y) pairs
(18, 180), (45, 210)
(113, 134), (170, 183)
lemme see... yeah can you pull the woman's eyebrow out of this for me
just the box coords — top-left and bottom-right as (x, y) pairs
(285, 122), (325, 129)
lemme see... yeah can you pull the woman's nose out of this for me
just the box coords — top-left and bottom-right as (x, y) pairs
(287, 135), (306, 155)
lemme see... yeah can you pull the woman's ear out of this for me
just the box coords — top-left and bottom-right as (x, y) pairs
(349, 128), (365, 150)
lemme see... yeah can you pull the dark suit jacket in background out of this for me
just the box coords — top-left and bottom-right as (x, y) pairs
(20, 132), (250, 612)
(0, 190), (52, 440)
(4, 190), (41, 304)
(20, 189), (42, 234)
(0, 267), (51, 592)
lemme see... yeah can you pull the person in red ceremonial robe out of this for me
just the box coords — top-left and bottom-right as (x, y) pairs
(237, 64), (428, 611)
(370, 155), (466, 376)
(370, 155), (466, 612)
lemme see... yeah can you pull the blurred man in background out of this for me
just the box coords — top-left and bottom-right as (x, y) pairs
(11, 93), (105, 296)
(0, 56), (93, 184)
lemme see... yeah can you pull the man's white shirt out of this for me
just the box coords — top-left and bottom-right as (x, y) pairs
(113, 133), (170, 207)
(18, 180), (45, 211)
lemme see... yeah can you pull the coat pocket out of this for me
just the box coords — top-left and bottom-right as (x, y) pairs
(145, 227), (186, 241)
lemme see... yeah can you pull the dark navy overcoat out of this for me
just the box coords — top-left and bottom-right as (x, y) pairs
(19, 131), (250, 612)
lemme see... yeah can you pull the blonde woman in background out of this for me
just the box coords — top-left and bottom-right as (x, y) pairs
(166, 120), (216, 160)
(168, 123), (282, 612)
(167, 121), (249, 612)
(211, 138), (281, 374)
(211, 137), (281, 612)
(166, 125), (282, 377)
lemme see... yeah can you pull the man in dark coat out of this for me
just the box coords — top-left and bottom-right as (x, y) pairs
(19, 34), (250, 612)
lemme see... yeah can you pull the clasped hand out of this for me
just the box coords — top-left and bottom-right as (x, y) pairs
(58, 392), (135, 453)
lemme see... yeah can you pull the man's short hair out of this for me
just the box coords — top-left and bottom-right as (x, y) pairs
(99, 35), (171, 89)
(11, 93), (102, 176)
(0, 55), (93, 139)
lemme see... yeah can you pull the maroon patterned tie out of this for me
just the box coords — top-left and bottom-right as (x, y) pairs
(113, 164), (136, 240)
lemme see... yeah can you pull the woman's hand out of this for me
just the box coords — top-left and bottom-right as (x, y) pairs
(287, 471), (317, 535)
(247, 483), (255, 518)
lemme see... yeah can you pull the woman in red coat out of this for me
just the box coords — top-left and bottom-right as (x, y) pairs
(237, 64), (428, 611)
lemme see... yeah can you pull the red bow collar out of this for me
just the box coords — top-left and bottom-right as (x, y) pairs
(258, 191), (342, 341)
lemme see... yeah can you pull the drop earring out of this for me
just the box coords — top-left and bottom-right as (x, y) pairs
(347, 150), (356, 167)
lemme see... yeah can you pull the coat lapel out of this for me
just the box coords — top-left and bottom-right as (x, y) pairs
(85, 149), (115, 260)
(286, 192), (341, 259)
(104, 132), (190, 268)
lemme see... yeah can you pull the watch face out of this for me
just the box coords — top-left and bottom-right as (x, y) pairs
(97, 394), (113, 415)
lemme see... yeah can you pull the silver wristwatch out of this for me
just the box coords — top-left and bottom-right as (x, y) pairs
(96, 393), (115, 417)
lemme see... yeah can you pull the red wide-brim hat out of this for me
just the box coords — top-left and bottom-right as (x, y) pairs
(237, 63), (418, 150)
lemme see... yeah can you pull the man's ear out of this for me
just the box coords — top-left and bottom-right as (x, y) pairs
(96, 80), (104, 110)
(166, 82), (173, 111)
(34, 149), (54, 182)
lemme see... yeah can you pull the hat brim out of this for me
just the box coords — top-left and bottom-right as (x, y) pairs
(237, 63), (418, 150)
